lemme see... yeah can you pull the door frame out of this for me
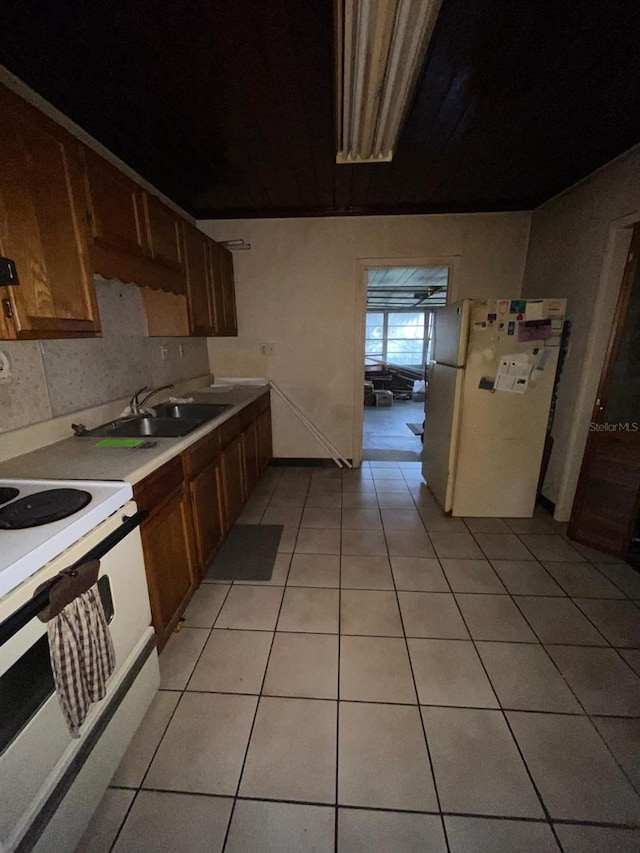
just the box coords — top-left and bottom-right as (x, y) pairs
(568, 221), (640, 548)
(352, 255), (461, 467)
(554, 211), (639, 519)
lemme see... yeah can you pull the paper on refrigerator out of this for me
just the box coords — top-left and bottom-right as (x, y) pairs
(494, 353), (532, 394)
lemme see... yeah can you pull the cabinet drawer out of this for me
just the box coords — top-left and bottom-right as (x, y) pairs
(257, 391), (270, 413)
(133, 455), (184, 512)
(183, 429), (220, 480)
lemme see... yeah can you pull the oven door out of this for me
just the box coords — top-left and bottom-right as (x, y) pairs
(0, 501), (156, 853)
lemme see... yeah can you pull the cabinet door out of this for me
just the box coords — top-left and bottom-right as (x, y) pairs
(82, 148), (148, 258)
(208, 240), (238, 336)
(241, 421), (260, 499)
(257, 408), (273, 473)
(221, 434), (245, 530)
(190, 457), (225, 574)
(139, 484), (197, 650)
(184, 224), (214, 335)
(0, 88), (100, 339)
(145, 195), (184, 281)
(219, 245), (238, 335)
(207, 239), (226, 335)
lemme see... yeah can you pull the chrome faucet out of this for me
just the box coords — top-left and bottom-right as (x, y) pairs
(129, 384), (174, 415)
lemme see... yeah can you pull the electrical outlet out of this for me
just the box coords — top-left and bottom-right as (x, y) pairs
(0, 351), (11, 383)
(160, 344), (169, 362)
(260, 342), (275, 356)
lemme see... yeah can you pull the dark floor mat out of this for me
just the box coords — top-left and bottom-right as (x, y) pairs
(363, 449), (422, 461)
(206, 524), (283, 581)
(406, 423), (424, 435)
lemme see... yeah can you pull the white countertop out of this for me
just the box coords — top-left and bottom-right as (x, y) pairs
(0, 385), (270, 486)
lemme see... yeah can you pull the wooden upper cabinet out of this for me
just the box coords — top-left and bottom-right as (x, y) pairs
(144, 195), (184, 284)
(0, 87), (100, 339)
(208, 240), (238, 336)
(183, 223), (214, 335)
(219, 245), (238, 335)
(82, 149), (148, 259)
(82, 148), (185, 294)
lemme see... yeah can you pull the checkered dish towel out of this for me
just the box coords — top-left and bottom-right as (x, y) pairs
(47, 585), (116, 738)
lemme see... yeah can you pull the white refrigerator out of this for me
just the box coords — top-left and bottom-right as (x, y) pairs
(422, 297), (567, 517)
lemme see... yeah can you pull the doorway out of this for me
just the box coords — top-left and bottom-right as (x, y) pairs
(569, 223), (640, 564)
(361, 265), (449, 461)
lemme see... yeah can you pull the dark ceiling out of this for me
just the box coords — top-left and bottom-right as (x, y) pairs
(2, 0), (640, 219)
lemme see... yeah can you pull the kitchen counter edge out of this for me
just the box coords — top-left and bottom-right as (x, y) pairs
(0, 385), (270, 487)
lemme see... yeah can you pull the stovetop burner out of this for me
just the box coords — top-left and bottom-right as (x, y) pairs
(0, 489), (92, 530)
(0, 487), (19, 507)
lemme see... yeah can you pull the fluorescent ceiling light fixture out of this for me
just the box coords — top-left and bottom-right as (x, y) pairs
(335, 0), (442, 164)
(220, 239), (251, 251)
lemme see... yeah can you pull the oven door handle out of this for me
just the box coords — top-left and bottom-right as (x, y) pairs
(0, 509), (148, 648)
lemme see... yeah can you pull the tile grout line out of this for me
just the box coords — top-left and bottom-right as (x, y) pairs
(334, 491), (344, 853)
(219, 555), (292, 853)
(434, 548), (566, 851)
(468, 531), (640, 820)
(103, 465), (640, 850)
(158, 620), (640, 650)
(381, 491), (453, 853)
(107, 580), (236, 853)
(105, 781), (640, 830)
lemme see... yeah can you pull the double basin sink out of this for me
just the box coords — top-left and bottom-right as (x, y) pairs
(83, 403), (232, 439)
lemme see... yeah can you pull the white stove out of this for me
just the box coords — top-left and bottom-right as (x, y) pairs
(0, 478), (133, 598)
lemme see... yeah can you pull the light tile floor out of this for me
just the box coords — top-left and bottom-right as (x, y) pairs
(78, 462), (640, 853)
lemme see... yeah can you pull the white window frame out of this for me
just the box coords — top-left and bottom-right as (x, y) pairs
(365, 310), (432, 368)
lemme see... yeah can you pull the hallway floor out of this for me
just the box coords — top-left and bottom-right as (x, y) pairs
(79, 463), (640, 852)
(362, 399), (424, 460)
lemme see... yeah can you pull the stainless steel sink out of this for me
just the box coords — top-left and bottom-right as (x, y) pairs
(152, 403), (231, 420)
(76, 401), (233, 439)
(106, 417), (205, 438)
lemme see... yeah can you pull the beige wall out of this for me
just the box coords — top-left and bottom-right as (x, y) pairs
(522, 144), (640, 520)
(201, 212), (531, 459)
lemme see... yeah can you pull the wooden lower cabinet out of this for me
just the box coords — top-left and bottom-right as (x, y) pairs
(136, 476), (197, 652)
(241, 420), (260, 498)
(221, 434), (245, 529)
(257, 408), (272, 474)
(135, 392), (272, 650)
(189, 457), (225, 577)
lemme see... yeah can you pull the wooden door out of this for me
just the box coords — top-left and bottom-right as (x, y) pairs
(569, 225), (640, 558)
(0, 88), (100, 339)
(82, 148), (148, 258)
(190, 457), (225, 574)
(139, 484), (197, 650)
(184, 224), (214, 334)
(221, 435), (245, 530)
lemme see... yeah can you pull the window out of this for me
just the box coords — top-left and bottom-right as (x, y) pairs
(365, 311), (434, 368)
(365, 312), (384, 361)
(365, 264), (448, 368)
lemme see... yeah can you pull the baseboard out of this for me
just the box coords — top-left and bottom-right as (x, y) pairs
(269, 458), (353, 468)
